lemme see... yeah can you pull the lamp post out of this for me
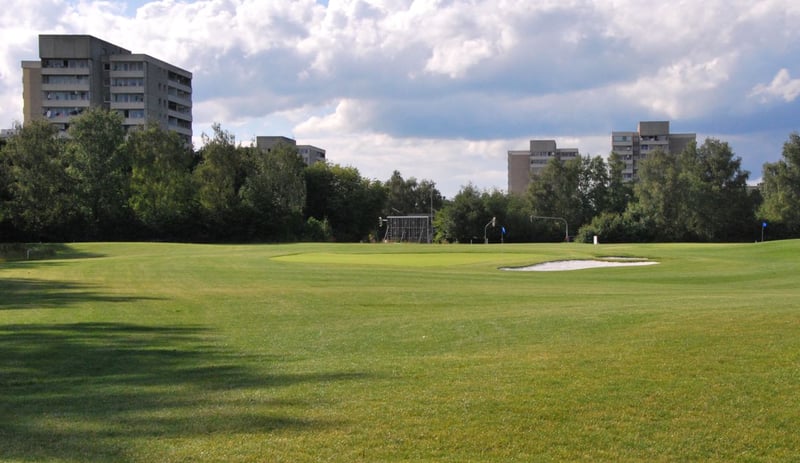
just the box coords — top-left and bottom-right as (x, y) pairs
(484, 216), (496, 244)
(530, 215), (569, 242)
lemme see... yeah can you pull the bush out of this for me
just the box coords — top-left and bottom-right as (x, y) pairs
(303, 217), (332, 242)
(576, 211), (654, 243)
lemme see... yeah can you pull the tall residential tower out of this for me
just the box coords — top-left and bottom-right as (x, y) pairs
(22, 35), (192, 142)
(611, 121), (695, 181)
(507, 139), (579, 195)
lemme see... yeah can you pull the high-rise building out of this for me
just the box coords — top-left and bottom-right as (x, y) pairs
(256, 136), (326, 166)
(22, 35), (192, 142)
(507, 139), (579, 195)
(611, 121), (695, 181)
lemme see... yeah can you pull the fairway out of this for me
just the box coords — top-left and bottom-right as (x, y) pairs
(1, 241), (799, 462)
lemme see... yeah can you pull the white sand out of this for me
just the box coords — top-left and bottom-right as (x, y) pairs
(501, 260), (658, 272)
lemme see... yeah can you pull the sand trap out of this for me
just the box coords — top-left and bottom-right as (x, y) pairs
(501, 259), (658, 272)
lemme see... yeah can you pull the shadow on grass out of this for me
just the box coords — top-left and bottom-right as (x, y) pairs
(0, 323), (367, 462)
(0, 243), (106, 263)
(0, 278), (161, 310)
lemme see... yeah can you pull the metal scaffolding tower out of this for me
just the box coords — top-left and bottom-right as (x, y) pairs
(383, 215), (432, 243)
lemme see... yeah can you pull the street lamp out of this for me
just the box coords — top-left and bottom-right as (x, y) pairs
(484, 216), (496, 244)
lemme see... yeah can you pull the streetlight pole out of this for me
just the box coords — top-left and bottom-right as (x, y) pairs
(484, 217), (496, 244)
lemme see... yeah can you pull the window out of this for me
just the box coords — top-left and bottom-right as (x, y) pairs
(43, 59), (89, 69)
(112, 78), (144, 87)
(113, 93), (144, 103)
(118, 109), (145, 119)
(43, 107), (84, 118)
(43, 75), (89, 85)
(44, 91), (89, 101)
(112, 62), (144, 71)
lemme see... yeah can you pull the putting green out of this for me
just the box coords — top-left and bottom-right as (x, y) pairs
(272, 251), (519, 267)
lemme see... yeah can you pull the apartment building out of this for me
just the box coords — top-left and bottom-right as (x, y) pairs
(22, 35), (192, 142)
(256, 136), (326, 166)
(507, 139), (579, 195)
(611, 121), (695, 181)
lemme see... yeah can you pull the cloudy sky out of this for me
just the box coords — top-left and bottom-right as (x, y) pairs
(2, 0), (800, 197)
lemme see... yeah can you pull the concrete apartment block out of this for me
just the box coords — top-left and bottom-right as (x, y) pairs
(22, 35), (192, 142)
(507, 139), (579, 195)
(611, 121), (696, 181)
(256, 136), (326, 166)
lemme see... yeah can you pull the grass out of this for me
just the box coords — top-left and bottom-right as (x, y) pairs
(1, 241), (799, 462)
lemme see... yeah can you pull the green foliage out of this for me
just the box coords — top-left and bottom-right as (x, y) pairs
(126, 122), (197, 238)
(576, 210), (653, 243)
(528, 155), (612, 235)
(759, 132), (800, 233)
(302, 216), (332, 241)
(0, 121), (79, 240)
(633, 147), (691, 241)
(304, 162), (385, 242)
(633, 141), (754, 242)
(193, 124), (246, 233)
(240, 142), (307, 240)
(0, 121), (790, 243)
(66, 108), (132, 238)
(606, 151), (633, 213)
(384, 170), (443, 216)
(680, 139), (753, 241)
(434, 183), (486, 242)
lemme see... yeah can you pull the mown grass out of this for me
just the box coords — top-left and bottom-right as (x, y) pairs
(1, 241), (798, 462)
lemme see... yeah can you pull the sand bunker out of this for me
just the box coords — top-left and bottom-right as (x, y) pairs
(501, 259), (658, 272)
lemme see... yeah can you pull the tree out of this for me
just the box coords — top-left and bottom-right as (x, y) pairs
(385, 170), (412, 215)
(577, 155), (610, 221)
(126, 122), (197, 239)
(759, 132), (800, 234)
(434, 183), (486, 243)
(305, 162), (386, 242)
(528, 156), (585, 240)
(193, 124), (247, 238)
(606, 151), (633, 214)
(240, 142), (307, 240)
(384, 171), (443, 216)
(681, 139), (753, 241)
(0, 121), (78, 240)
(66, 108), (131, 239)
(632, 148), (689, 241)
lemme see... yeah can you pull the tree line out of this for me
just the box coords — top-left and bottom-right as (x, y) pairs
(438, 135), (800, 243)
(1, 107), (799, 243)
(0, 108), (444, 243)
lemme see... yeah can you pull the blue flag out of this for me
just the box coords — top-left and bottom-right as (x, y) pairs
(501, 226), (507, 235)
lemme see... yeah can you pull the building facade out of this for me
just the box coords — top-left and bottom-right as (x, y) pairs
(611, 121), (695, 181)
(507, 139), (579, 195)
(22, 35), (192, 142)
(256, 136), (326, 166)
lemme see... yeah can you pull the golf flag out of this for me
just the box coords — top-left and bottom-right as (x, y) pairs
(763, 221), (768, 228)
(501, 226), (507, 235)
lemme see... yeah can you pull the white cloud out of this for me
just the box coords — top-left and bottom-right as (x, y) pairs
(294, 99), (374, 135)
(618, 55), (736, 119)
(750, 69), (800, 103)
(1, 0), (799, 196)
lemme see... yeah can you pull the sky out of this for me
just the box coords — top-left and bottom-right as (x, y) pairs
(1, 0), (800, 198)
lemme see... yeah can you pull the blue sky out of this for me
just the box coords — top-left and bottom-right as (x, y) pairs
(2, 0), (800, 197)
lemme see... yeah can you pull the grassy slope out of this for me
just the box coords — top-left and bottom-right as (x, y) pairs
(1, 241), (798, 462)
